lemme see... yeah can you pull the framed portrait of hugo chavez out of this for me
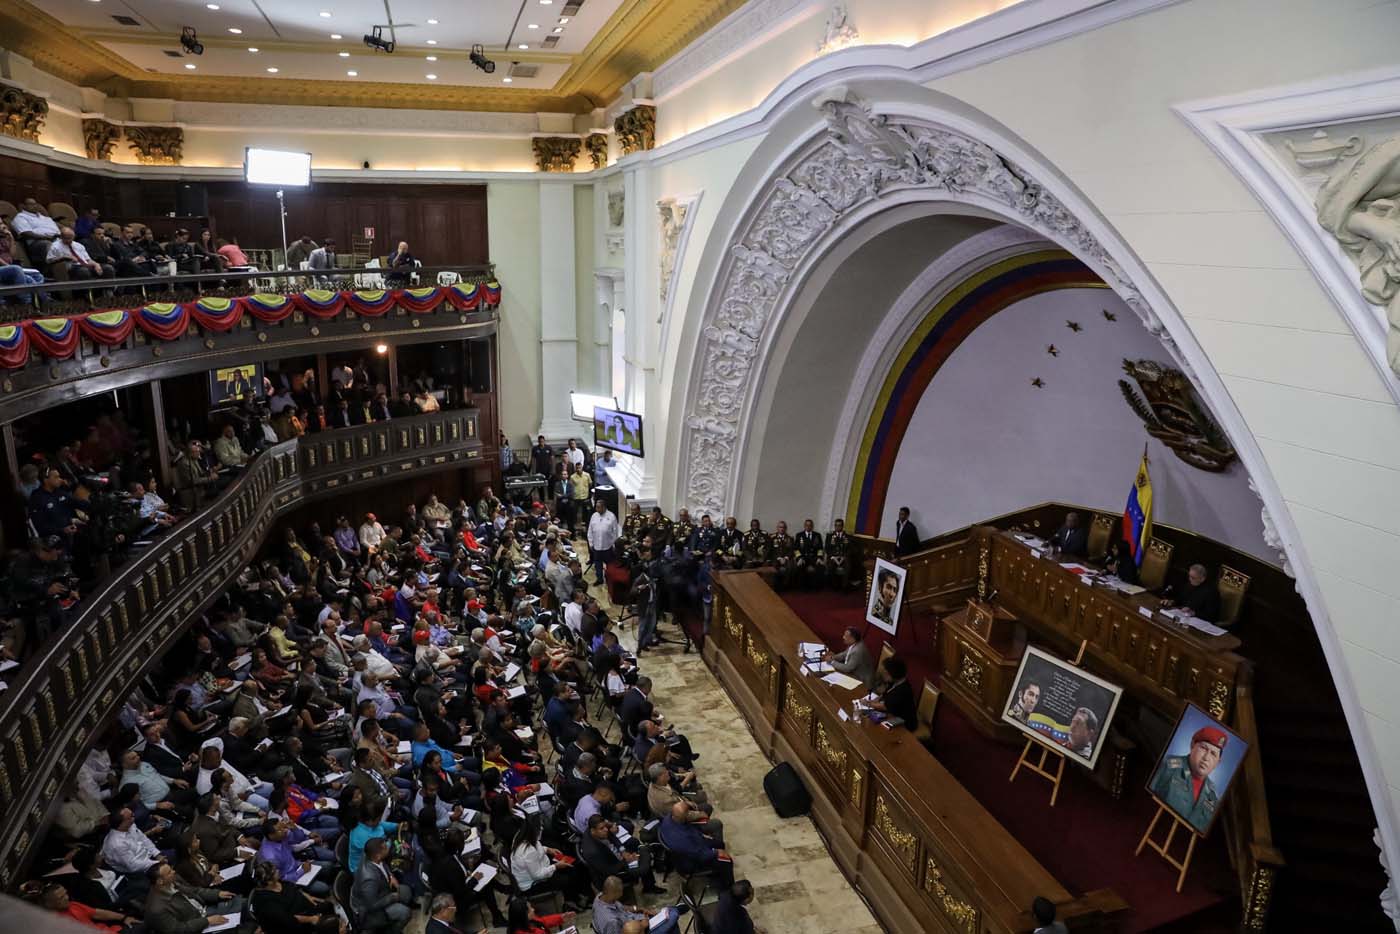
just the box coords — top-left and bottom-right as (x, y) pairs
(1001, 646), (1124, 770)
(1146, 702), (1248, 836)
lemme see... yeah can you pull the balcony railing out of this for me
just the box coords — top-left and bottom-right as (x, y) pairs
(0, 407), (483, 888)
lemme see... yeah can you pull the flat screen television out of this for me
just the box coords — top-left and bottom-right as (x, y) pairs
(209, 363), (264, 408)
(592, 405), (644, 457)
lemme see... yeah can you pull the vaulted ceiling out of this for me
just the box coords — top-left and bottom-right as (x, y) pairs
(0, 0), (743, 113)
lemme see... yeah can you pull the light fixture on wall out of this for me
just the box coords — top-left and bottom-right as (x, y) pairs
(179, 26), (204, 55)
(469, 44), (496, 73)
(375, 343), (388, 354)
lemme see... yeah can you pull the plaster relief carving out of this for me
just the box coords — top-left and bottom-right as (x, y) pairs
(125, 125), (183, 165)
(608, 190), (626, 229)
(0, 85), (47, 142)
(1315, 136), (1400, 376)
(1118, 359), (1237, 472)
(614, 105), (656, 155)
(82, 119), (120, 161)
(585, 133), (609, 170)
(658, 197), (691, 307)
(532, 136), (582, 172)
(817, 2), (859, 55)
(680, 88), (1174, 517)
(1247, 477), (1294, 578)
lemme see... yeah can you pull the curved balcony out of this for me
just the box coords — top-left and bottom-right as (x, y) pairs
(0, 407), (482, 887)
(0, 264), (501, 425)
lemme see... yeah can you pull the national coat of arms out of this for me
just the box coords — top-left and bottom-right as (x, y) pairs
(1118, 359), (1237, 472)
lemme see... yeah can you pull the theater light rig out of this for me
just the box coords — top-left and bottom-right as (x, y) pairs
(364, 26), (395, 53)
(469, 44), (496, 74)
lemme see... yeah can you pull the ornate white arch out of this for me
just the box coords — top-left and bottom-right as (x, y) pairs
(668, 76), (1400, 880)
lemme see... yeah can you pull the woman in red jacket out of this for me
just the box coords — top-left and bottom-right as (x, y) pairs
(505, 896), (575, 934)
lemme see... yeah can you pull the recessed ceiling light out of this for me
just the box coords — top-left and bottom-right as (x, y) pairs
(539, 0), (552, 5)
(319, 10), (332, 17)
(206, 2), (219, 8)
(552, 26), (563, 33)
(338, 51), (350, 57)
(426, 39), (437, 45)
(425, 73), (437, 80)
(329, 33), (341, 39)
(266, 66), (279, 73)
(527, 23), (538, 29)
(558, 17), (569, 23)
(227, 27), (242, 34)
(425, 55), (437, 61)
(346, 70), (357, 76)
(185, 63), (197, 69)
(518, 44), (528, 49)
(247, 47), (259, 52)
(503, 77), (513, 83)
(426, 18), (438, 24)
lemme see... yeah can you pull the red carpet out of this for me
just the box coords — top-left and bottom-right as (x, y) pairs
(780, 591), (1236, 933)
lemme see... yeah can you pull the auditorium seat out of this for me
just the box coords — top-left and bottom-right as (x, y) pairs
(912, 682), (940, 745)
(47, 201), (76, 226)
(1139, 537), (1173, 591)
(0, 199), (15, 221)
(1218, 566), (1251, 628)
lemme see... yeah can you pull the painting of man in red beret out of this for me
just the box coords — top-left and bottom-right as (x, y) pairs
(1148, 704), (1248, 835)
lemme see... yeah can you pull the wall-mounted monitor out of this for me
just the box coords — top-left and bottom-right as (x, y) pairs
(244, 147), (312, 187)
(209, 363), (264, 408)
(593, 405), (644, 458)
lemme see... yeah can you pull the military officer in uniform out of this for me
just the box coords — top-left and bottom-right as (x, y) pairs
(717, 516), (744, 569)
(769, 521), (795, 589)
(692, 514), (720, 560)
(622, 502), (647, 546)
(1149, 725), (1228, 834)
(742, 519), (772, 568)
(825, 519), (852, 590)
(794, 519), (825, 590)
(672, 509), (696, 556)
(646, 507), (673, 552)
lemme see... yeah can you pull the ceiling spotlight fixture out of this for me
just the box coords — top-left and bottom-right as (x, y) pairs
(426, 39), (437, 45)
(517, 43), (528, 49)
(228, 27), (242, 34)
(338, 51), (350, 57)
(346, 69), (357, 76)
(179, 26), (204, 55)
(558, 16), (569, 23)
(330, 33), (342, 39)
(375, 343), (388, 354)
(425, 55), (437, 61)
(426, 18), (438, 24)
(247, 47), (259, 52)
(468, 43), (496, 73)
(206, 2), (219, 8)
(184, 63), (197, 69)
(425, 73), (437, 80)
(319, 10), (332, 17)
(540, 0), (553, 5)
(266, 66), (279, 73)
(527, 23), (538, 28)
(552, 26), (563, 33)
(363, 26), (395, 53)
(502, 76), (513, 83)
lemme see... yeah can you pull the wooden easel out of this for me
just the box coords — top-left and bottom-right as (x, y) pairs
(1006, 640), (1088, 807)
(1135, 802), (1199, 892)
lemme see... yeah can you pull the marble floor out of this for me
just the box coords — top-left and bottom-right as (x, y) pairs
(414, 556), (880, 934)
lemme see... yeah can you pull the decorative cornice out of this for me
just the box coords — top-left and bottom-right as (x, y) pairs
(532, 136), (583, 173)
(81, 118), (119, 161)
(585, 132), (609, 170)
(615, 104), (656, 155)
(0, 85), (47, 143)
(125, 125), (183, 165)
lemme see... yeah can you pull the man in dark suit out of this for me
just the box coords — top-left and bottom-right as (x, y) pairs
(578, 813), (663, 894)
(425, 892), (467, 934)
(143, 862), (240, 934)
(1171, 563), (1222, 623)
(894, 506), (919, 556)
(141, 722), (194, 782)
(867, 657), (916, 727)
(1048, 511), (1089, 557)
(429, 828), (508, 927)
(352, 837), (412, 933)
(348, 747), (393, 822)
(659, 802), (733, 885)
(618, 677), (656, 738)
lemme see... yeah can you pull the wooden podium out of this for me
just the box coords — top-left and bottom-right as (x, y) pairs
(938, 599), (1025, 741)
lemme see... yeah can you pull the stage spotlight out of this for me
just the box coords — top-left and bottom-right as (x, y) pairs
(469, 44), (496, 73)
(363, 26), (395, 53)
(180, 26), (204, 55)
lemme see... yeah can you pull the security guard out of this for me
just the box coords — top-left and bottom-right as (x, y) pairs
(672, 508), (696, 555)
(1149, 725), (1227, 834)
(825, 518), (852, 590)
(794, 519), (825, 590)
(692, 514), (720, 559)
(645, 506), (674, 551)
(717, 516), (744, 569)
(770, 520), (795, 589)
(742, 519), (772, 568)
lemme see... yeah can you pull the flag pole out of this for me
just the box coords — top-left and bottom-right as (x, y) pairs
(1143, 441), (1149, 465)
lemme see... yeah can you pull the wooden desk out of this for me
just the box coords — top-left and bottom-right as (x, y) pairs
(708, 571), (1125, 934)
(973, 527), (1244, 721)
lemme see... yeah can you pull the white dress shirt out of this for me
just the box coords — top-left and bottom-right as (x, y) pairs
(359, 521), (385, 550)
(563, 600), (584, 634)
(587, 509), (620, 552)
(507, 842), (556, 890)
(46, 238), (94, 265)
(101, 825), (162, 874)
(11, 210), (60, 238)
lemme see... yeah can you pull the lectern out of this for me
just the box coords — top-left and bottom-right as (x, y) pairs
(938, 598), (1025, 741)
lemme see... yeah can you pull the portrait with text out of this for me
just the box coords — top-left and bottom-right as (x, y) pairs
(1001, 646), (1123, 770)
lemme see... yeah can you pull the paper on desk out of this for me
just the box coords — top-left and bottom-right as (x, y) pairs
(797, 641), (825, 657)
(217, 864), (245, 882)
(266, 706), (293, 719)
(456, 735), (475, 749)
(1137, 606), (1156, 620)
(802, 661), (834, 675)
(228, 655), (251, 670)
(535, 782), (555, 797)
(643, 819), (659, 832)
(296, 865), (322, 886)
(1058, 563), (1092, 575)
(204, 912), (240, 932)
(838, 708), (849, 722)
(459, 808), (480, 826)
(506, 685), (528, 699)
(396, 741), (411, 754)
(472, 864), (498, 891)
(521, 795), (541, 814)
(254, 738), (273, 751)
(503, 662), (521, 682)
(615, 825), (633, 845)
(822, 672), (862, 691)
(236, 846), (256, 860)
(462, 829), (482, 854)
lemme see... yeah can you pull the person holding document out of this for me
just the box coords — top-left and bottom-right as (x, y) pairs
(822, 627), (876, 690)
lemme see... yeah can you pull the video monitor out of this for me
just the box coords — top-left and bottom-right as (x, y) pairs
(592, 405), (644, 457)
(209, 363), (264, 408)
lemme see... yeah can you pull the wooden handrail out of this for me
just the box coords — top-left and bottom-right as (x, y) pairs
(1228, 666), (1284, 929)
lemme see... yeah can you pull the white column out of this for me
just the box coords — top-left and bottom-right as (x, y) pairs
(536, 180), (579, 441)
(594, 268), (623, 396)
(608, 161), (659, 503)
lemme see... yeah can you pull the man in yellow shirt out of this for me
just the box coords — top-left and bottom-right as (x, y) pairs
(569, 464), (593, 537)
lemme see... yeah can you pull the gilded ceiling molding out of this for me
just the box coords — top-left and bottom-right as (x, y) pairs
(0, 85), (47, 143)
(615, 105), (656, 156)
(532, 136), (583, 173)
(585, 133), (609, 170)
(81, 118), (120, 161)
(125, 126), (183, 165)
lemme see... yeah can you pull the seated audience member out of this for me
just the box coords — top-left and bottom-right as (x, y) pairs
(1048, 511), (1089, 556)
(142, 861), (240, 934)
(74, 208), (102, 241)
(1166, 562), (1222, 623)
(249, 859), (339, 934)
(590, 876), (682, 934)
(0, 220), (47, 299)
(505, 895), (576, 934)
(429, 826), (509, 927)
(507, 814), (591, 910)
(11, 198), (61, 258)
(40, 882), (135, 932)
(1031, 895), (1069, 934)
(47, 226), (115, 281)
(350, 836), (413, 933)
(216, 236), (255, 270)
(823, 626), (876, 690)
(578, 813), (662, 894)
(713, 880), (762, 934)
(213, 424), (248, 468)
(286, 236), (317, 268)
(646, 763), (716, 833)
(164, 229), (208, 275)
(386, 241), (417, 286)
(865, 657), (916, 727)
(111, 225), (158, 277)
(100, 809), (163, 882)
(659, 801), (733, 885)
(1104, 538), (1139, 585)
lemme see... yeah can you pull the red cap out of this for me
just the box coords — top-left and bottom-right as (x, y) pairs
(413, 629), (430, 644)
(1191, 726), (1228, 750)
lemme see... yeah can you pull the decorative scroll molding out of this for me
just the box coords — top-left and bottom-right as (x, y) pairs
(783, 685), (812, 730)
(1375, 829), (1399, 930)
(532, 136), (582, 173)
(679, 87), (1177, 517)
(873, 794), (918, 873)
(125, 125), (183, 165)
(658, 196), (692, 306)
(1247, 476), (1294, 578)
(0, 85), (47, 142)
(81, 118), (120, 161)
(585, 132), (609, 170)
(816, 2), (858, 55)
(614, 104), (656, 155)
(1119, 358), (1237, 471)
(924, 855), (979, 934)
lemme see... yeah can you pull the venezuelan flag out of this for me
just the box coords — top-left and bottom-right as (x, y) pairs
(1121, 452), (1153, 566)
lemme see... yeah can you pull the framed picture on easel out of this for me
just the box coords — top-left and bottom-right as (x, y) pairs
(1001, 645), (1124, 771)
(1145, 702), (1248, 837)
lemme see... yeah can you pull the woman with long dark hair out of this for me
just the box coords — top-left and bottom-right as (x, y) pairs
(506, 814), (591, 911)
(249, 858), (344, 934)
(505, 895), (575, 934)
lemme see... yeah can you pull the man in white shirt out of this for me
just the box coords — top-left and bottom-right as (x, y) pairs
(587, 498), (621, 584)
(563, 589), (586, 635)
(11, 198), (61, 257)
(359, 513), (386, 553)
(100, 808), (163, 876)
(47, 226), (114, 281)
(564, 439), (585, 469)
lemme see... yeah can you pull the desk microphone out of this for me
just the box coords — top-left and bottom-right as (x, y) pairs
(987, 588), (999, 605)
